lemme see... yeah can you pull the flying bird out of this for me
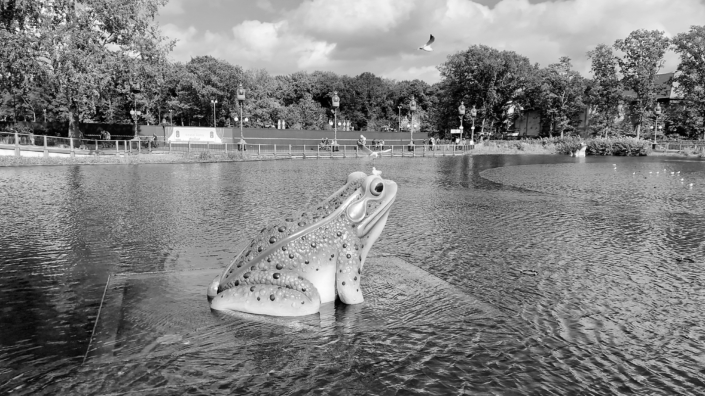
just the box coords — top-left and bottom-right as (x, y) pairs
(419, 34), (435, 51)
(359, 145), (391, 161)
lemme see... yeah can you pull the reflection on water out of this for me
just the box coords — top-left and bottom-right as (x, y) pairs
(1, 155), (705, 394)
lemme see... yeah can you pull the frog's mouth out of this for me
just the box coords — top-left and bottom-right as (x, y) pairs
(357, 180), (397, 238)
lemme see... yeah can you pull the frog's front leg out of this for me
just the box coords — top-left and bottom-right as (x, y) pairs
(210, 271), (321, 317)
(335, 244), (364, 305)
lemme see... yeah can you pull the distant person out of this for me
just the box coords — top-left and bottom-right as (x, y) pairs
(152, 133), (158, 148)
(357, 135), (367, 148)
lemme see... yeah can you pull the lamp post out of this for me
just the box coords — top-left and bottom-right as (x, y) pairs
(458, 101), (466, 139)
(130, 82), (142, 137)
(211, 99), (217, 127)
(409, 95), (416, 146)
(653, 102), (662, 145)
(332, 91), (340, 144)
(237, 83), (246, 148)
(397, 105), (402, 132)
(470, 105), (477, 144)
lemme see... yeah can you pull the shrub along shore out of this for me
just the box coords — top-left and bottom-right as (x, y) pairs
(474, 137), (704, 157)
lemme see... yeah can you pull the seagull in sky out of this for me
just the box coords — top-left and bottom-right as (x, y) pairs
(419, 34), (435, 51)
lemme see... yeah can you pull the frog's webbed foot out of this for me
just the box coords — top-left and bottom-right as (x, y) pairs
(210, 270), (321, 317)
(336, 253), (364, 305)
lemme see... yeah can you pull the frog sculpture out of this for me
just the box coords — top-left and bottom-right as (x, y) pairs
(207, 171), (398, 316)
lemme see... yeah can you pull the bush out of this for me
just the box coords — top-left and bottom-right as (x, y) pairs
(198, 151), (215, 161)
(532, 136), (650, 156)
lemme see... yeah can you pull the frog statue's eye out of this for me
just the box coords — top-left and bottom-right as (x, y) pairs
(370, 180), (384, 196)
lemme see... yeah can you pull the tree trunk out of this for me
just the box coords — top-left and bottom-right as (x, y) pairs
(67, 101), (82, 139)
(635, 123), (641, 140)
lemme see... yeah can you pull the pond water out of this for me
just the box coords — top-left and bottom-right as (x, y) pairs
(1, 155), (704, 395)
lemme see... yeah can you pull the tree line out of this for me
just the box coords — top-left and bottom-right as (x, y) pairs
(1, 0), (704, 140)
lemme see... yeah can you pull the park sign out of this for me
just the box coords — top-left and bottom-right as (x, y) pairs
(168, 127), (223, 143)
(450, 129), (462, 134)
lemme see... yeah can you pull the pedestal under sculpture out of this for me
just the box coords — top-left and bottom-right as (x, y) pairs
(207, 171), (397, 316)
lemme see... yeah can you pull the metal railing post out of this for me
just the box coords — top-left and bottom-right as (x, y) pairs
(207, 141), (210, 152)
(289, 144), (292, 158)
(317, 146), (320, 159)
(14, 132), (20, 157)
(70, 137), (75, 158)
(224, 142), (228, 154)
(95, 140), (98, 151)
(258, 144), (261, 155)
(116, 140), (119, 155)
(43, 135), (48, 158)
(303, 144), (306, 159)
(273, 144), (277, 157)
(169, 142), (172, 153)
(344, 145), (347, 158)
(188, 141), (191, 153)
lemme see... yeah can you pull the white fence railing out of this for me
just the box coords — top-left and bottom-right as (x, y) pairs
(0, 131), (472, 158)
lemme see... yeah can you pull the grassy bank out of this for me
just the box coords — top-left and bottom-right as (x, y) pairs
(0, 151), (270, 166)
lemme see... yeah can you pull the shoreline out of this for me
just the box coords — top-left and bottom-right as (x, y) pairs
(1, 145), (701, 167)
(0, 152), (274, 167)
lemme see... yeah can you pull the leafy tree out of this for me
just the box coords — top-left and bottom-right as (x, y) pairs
(587, 44), (623, 137)
(535, 57), (588, 138)
(614, 29), (670, 139)
(671, 25), (705, 139)
(0, 0), (173, 137)
(437, 45), (538, 137)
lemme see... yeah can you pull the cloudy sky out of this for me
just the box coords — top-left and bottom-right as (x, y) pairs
(157, 0), (705, 84)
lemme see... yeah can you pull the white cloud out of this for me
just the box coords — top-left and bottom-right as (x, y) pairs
(255, 0), (276, 13)
(290, 0), (416, 37)
(163, 0), (705, 82)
